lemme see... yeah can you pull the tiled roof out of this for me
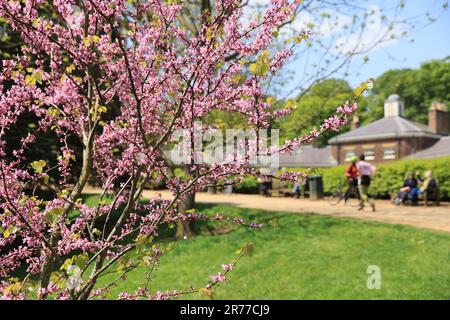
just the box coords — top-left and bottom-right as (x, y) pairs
(278, 146), (337, 168)
(410, 137), (450, 159)
(329, 116), (441, 144)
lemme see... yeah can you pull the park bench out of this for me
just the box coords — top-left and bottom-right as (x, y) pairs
(274, 187), (294, 197)
(391, 180), (441, 206)
(421, 181), (440, 206)
(271, 180), (293, 197)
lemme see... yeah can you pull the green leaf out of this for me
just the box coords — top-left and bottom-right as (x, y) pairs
(354, 85), (365, 97)
(45, 207), (64, 224)
(354, 78), (375, 97)
(97, 105), (108, 114)
(73, 253), (88, 267)
(60, 258), (73, 271)
(3, 226), (18, 239)
(25, 70), (43, 86)
(50, 272), (62, 286)
(67, 264), (81, 276)
(365, 78), (375, 90)
(295, 34), (308, 44)
(249, 51), (270, 77)
(241, 242), (255, 257)
(199, 287), (215, 299)
(30, 160), (47, 173)
(65, 64), (76, 74)
(48, 107), (60, 117)
(34, 70), (43, 84)
(25, 74), (36, 86)
(83, 37), (91, 46)
(3, 283), (22, 295)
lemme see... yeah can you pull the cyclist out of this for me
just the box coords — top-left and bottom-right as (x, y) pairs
(344, 156), (359, 204)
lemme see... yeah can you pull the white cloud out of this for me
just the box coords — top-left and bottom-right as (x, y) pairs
(332, 5), (407, 55)
(284, 10), (352, 38)
(240, 2), (407, 56)
(240, 0), (352, 41)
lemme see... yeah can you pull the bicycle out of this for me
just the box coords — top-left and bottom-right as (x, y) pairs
(327, 184), (360, 207)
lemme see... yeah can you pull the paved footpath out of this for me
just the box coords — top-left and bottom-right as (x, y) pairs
(83, 186), (450, 233)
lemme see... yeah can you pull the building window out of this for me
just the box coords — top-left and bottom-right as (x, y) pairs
(383, 147), (396, 160)
(344, 150), (356, 162)
(363, 149), (375, 161)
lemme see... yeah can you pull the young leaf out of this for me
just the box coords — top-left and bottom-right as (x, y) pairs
(65, 64), (76, 74)
(25, 74), (36, 86)
(60, 258), (73, 271)
(34, 70), (43, 84)
(241, 242), (255, 257)
(3, 226), (18, 239)
(199, 287), (215, 299)
(45, 207), (64, 225)
(30, 160), (47, 173)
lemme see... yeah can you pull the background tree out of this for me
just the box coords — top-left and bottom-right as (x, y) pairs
(361, 57), (450, 124)
(276, 78), (353, 146)
(275, 57), (450, 146)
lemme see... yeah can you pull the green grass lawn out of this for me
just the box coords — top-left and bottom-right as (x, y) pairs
(96, 204), (450, 300)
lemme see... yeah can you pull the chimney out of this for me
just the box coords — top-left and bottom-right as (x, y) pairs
(428, 102), (449, 136)
(351, 114), (360, 130)
(384, 94), (404, 117)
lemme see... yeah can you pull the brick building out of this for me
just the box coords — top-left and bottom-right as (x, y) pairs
(279, 95), (450, 168)
(328, 94), (449, 164)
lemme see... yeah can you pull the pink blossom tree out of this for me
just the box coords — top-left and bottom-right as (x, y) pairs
(0, 0), (367, 300)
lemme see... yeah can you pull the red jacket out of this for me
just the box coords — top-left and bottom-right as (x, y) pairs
(345, 164), (358, 179)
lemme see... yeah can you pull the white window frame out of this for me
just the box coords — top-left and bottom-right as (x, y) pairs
(383, 147), (396, 160)
(363, 149), (375, 161)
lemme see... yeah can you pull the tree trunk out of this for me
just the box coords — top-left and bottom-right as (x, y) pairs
(175, 190), (195, 239)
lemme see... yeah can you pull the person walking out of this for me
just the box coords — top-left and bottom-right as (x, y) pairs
(356, 154), (376, 212)
(344, 156), (360, 204)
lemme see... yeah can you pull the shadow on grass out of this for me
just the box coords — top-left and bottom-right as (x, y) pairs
(7, 195), (394, 286)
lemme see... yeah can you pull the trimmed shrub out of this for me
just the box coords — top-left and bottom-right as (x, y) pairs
(316, 156), (450, 199)
(234, 175), (259, 194)
(233, 156), (450, 199)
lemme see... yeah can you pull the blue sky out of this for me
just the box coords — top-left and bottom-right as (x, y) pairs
(349, 1), (450, 87)
(267, 0), (450, 96)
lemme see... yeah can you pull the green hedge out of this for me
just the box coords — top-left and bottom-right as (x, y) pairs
(234, 175), (259, 194)
(235, 156), (450, 199)
(315, 156), (450, 199)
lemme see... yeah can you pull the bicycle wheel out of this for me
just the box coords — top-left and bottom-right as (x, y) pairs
(345, 188), (360, 207)
(327, 188), (342, 206)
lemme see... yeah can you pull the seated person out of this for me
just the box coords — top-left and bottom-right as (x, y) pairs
(394, 172), (419, 205)
(419, 170), (437, 195)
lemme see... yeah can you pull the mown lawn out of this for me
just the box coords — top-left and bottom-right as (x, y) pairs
(95, 204), (450, 300)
